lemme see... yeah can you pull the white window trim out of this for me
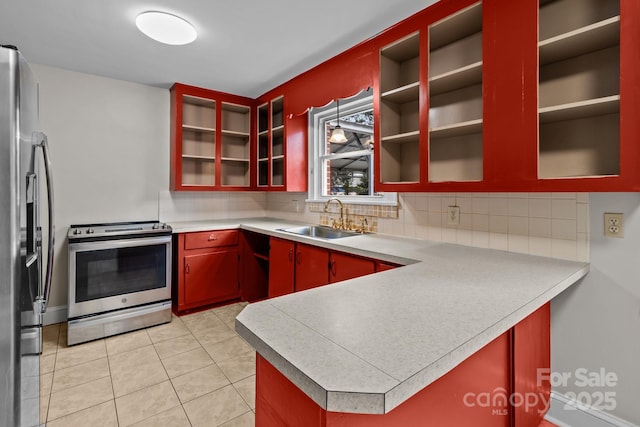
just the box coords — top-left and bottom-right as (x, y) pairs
(307, 92), (398, 206)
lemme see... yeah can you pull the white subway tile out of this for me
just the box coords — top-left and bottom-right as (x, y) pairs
(576, 192), (589, 203)
(428, 197), (442, 212)
(508, 198), (529, 217)
(576, 203), (589, 234)
(489, 233), (508, 251)
(529, 237), (552, 257)
(551, 239), (577, 261)
(489, 215), (508, 234)
(528, 192), (552, 199)
(415, 195), (429, 211)
(551, 199), (577, 220)
(472, 197), (489, 214)
(457, 229), (473, 246)
(489, 197), (508, 216)
(472, 230), (490, 248)
(472, 214), (489, 232)
(442, 227), (457, 243)
(551, 192), (576, 199)
(552, 219), (577, 240)
(529, 218), (552, 238)
(529, 198), (552, 218)
(508, 216), (528, 236)
(508, 234), (529, 254)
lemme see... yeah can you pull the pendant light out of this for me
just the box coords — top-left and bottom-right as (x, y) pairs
(329, 99), (348, 143)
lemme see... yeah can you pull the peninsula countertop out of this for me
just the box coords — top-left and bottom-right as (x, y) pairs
(167, 217), (589, 414)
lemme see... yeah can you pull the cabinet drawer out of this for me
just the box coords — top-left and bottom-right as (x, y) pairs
(184, 230), (238, 250)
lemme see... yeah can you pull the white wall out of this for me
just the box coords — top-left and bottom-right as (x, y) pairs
(32, 64), (170, 308)
(552, 193), (640, 425)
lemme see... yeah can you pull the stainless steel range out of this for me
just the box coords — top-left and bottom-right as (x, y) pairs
(67, 221), (172, 345)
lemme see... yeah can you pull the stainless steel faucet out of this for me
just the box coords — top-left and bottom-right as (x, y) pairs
(324, 197), (345, 229)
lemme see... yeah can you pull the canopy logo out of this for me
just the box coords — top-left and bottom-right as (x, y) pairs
(463, 368), (618, 415)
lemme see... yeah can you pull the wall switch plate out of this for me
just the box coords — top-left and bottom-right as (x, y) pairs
(447, 206), (460, 225)
(604, 213), (623, 238)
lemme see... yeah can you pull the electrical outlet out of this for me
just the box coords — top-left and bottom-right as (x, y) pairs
(604, 213), (624, 238)
(447, 206), (460, 225)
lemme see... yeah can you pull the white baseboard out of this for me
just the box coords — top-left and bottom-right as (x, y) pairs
(43, 305), (67, 326)
(546, 391), (638, 427)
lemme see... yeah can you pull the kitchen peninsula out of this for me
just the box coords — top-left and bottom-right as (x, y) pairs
(169, 218), (589, 426)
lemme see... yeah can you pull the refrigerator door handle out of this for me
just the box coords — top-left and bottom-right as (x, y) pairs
(33, 131), (55, 314)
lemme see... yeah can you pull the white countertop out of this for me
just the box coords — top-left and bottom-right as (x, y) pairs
(168, 217), (589, 414)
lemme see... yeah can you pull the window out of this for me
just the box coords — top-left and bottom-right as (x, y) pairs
(307, 90), (397, 205)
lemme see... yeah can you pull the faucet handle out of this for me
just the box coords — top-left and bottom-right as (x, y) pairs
(360, 217), (368, 233)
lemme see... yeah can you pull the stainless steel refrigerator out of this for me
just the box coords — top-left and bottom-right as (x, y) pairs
(0, 45), (55, 427)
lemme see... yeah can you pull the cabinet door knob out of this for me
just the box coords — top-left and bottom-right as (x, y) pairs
(330, 260), (336, 276)
(186, 263), (190, 274)
(288, 248), (293, 262)
(296, 251), (301, 265)
(208, 234), (218, 241)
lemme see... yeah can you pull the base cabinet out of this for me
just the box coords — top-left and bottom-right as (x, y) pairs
(329, 252), (376, 283)
(184, 249), (239, 306)
(255, 303), (551, 427)
(268, 237), (389, 296)
(295, 244), (330, 292)
(268, 238), (296, 298)
(174, 230), (241, 314)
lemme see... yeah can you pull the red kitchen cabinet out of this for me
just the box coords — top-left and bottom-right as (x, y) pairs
(371, 0), (640, 192)
(294, 244), (330, 292)
(329, 252), (376, 283)
(269, 237), (395, 295)
(268, 238), (296, 298)
(170, 83), (256, 191)
(269, 239), (330, 296)
(240, 231), (269, 302)
(174, 230), (241, 314)
(376, 261), (400, 272)
(183, 249), (239, 306)
(255, 94), (307, 191)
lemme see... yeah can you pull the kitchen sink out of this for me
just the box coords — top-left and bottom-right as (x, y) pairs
(278, 225), (364, 239)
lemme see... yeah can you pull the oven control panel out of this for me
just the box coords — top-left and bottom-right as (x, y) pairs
(68, 221), (172, 242)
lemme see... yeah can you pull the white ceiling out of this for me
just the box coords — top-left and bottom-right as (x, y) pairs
(0, 1), (437, 98)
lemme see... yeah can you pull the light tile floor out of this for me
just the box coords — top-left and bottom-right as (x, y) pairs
(40, 302), (255, 427)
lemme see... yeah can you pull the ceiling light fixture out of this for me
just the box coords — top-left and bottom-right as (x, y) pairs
(135, 11), (197, 45)
(329, 99), (348, 143)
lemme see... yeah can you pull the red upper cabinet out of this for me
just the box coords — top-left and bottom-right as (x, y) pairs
(372, 0), (640, 192)
(170, 83), (256, 191)
(530, 0), (640, 191)
(255, 94), (307, 191)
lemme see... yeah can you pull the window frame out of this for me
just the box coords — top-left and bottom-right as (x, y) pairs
(306, 92), (398, 206)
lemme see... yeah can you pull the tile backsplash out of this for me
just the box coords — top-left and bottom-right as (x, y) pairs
(267, 192), (589, 262)
(158, 190), (588, 262)
(158, 191), (266, 222)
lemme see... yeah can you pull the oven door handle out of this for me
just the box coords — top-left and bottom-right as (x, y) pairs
(33, 132), (55, 314)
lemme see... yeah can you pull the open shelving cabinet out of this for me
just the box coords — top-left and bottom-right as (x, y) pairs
(377, 31), (427, 190)
(170, 83), (255, 191)
(538, 0), (620, 180)
(428, 2), (483, 184)
(257, 96), (285, 188)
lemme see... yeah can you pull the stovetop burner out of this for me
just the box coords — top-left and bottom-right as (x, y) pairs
(68, 221), (172, 242)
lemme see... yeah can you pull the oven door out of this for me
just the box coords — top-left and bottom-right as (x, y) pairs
(68, 236), (171, 319)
